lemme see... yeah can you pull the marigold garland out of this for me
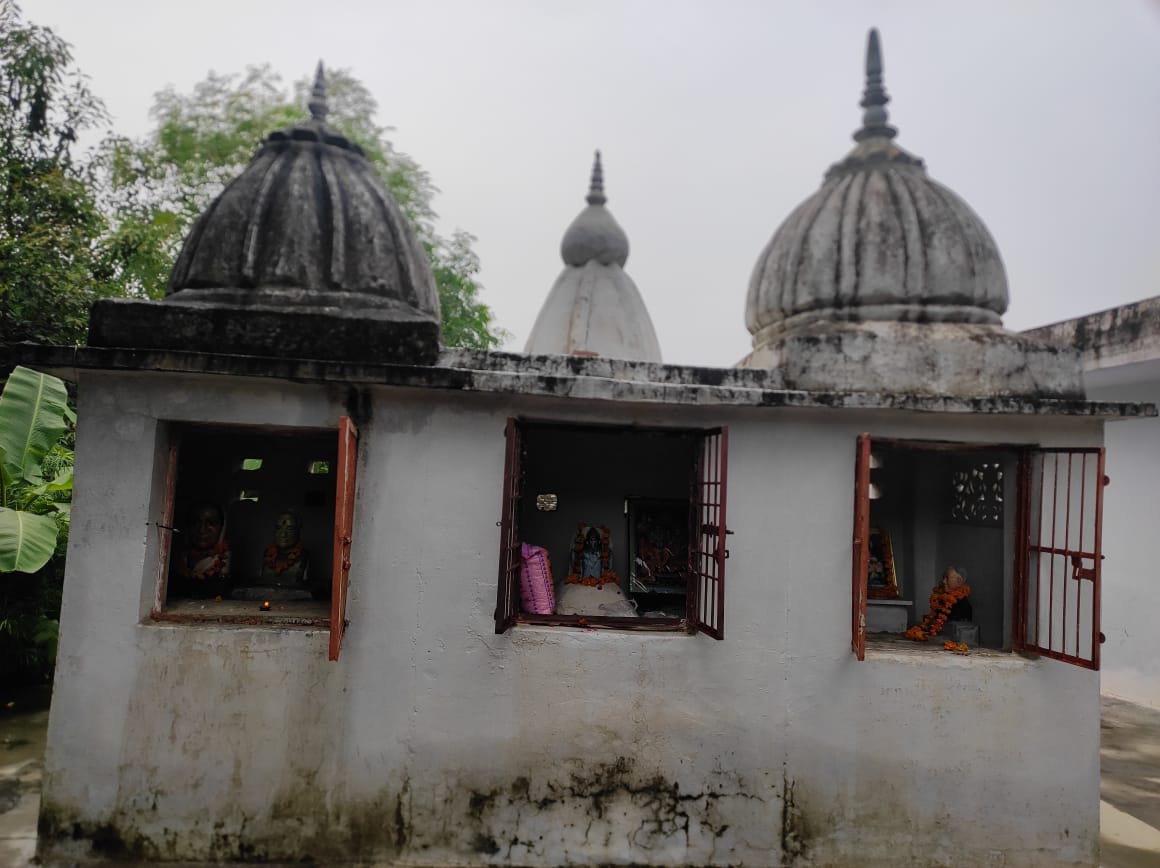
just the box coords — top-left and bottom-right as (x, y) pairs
(904, 583), (971, 641)
(177, 540), (231, 581)
(263, 542), (305, 576)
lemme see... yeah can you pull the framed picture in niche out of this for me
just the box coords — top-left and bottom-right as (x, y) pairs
(867, 527), (899, 600)
(627, 497), (690, 595)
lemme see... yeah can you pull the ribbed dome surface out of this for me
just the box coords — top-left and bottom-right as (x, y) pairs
(745, 32), (1007, 346)
(87, 64), (442, 365)
(169, 102), (438, 322)
(526, 152), (661, 362)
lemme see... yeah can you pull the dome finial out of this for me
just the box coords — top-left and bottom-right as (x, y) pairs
(586, 150), (606, 206)
(308, 61), (329, 122)
(854, 28), (897, 142)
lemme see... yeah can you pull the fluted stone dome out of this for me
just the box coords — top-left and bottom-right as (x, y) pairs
(525, 153), (662, 362)
(90, 64), (441, 365)
(737, 30), (1081, 400)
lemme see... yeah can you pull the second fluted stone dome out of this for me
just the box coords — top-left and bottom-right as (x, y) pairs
(745, 30), (1008, 346)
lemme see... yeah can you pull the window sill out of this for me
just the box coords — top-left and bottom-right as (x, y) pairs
(863, 633), (1035, 668)
(517, 614), (688, 633)
(152, 599), (330, 628)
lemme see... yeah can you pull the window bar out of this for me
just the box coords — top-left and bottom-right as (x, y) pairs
(1074, 452), (1086, 659)
(1092, 449), (1106, 670)
(1053, 450), (1062, 654)
(1061, 451), (1072, 657)
(1039, 450), (1048, 649)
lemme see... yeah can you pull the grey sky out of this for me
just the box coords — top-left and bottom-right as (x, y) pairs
(25, 0), (1160, 366)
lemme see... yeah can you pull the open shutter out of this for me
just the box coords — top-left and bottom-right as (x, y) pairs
(329, 416), (359, 661)
(152, 437), (180, 617)
(494, 418), (522, 633)
(690, 427), (728, 639)
(1015, 447), (1106, 669)
(851, 434), (871, 660)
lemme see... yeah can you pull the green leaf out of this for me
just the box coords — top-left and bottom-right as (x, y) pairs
(0, 366), (70, 486)
(0, 507), (59, 573)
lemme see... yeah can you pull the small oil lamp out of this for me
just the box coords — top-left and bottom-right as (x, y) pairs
(260, 600), (271, 611)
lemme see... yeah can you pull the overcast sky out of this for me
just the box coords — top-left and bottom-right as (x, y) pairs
(24, 0), (1160, 366)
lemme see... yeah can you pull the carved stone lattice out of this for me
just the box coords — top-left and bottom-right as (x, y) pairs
(951, 462), (1003, 525)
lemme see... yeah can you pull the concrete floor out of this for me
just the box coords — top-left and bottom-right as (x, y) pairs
(3, 690), (1160, 867)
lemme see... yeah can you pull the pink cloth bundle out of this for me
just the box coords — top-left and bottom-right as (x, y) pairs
(519, 543), (556, 615)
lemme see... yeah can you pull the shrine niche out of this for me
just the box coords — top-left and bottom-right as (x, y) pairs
(495, 419), (729, 635)
(160, 423), (340, 619)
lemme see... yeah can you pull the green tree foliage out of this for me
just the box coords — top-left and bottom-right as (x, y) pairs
(99, 65), (505, 348)
(0, 2), (120, 354)
(0, 366), (73, 683)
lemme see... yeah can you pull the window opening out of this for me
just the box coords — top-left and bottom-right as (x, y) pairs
(308, 460), (330, 475)
(852, 437), (1105, 667)
(495, 420), (728, 637)
(154, 419), (359, 660)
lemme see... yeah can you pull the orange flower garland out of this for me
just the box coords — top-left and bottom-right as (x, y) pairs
(263, 542), (305, 576)
(905, 583), (971, 641)
(177, 540), (231, 581)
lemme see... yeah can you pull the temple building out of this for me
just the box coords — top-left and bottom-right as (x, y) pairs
(27, 34), (1150, 868)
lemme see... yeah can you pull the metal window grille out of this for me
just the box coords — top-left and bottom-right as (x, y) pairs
(851, 434), (871, 660)
(1015, 448), (1106, 670)
(690, 427), (728, 640)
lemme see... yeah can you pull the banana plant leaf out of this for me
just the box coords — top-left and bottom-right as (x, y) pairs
(0, 366), (70, 486)
(0, 507), (59, 573)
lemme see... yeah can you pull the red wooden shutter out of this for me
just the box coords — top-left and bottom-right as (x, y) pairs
(329, 416), (359, 661)
(852, 434), (871, 660)
(494, 418), (522, 634)
(690, 427), (728, 639)
(1015, 447), (1106, 669)
(153, 436), (180, 617)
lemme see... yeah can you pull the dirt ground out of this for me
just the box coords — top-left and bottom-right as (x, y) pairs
(3, 689), (1160, 866)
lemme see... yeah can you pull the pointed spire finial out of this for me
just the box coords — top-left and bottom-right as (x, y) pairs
(308, 61), (329, 122)
(586, 150), (606, 206)
(853, 28), (897, 142)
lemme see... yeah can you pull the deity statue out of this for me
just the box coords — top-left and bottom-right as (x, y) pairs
(905, 565), (973, 641)
(260, 511), (309, 585)
(565, 524), (619, 588)
(939, 566), (973, 622)
(557, 523), (636, 617)
(173, 503), (231, 597)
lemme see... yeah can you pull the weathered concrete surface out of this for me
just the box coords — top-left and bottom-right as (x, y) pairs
(738, 320), (1086, 400)
(16, 343), (1154, 420)
(11, 693), (1160, 865)
(0, 686), (49, 868)
(1026, 295), (1160, 372)
(1100, 696), (1160, 867)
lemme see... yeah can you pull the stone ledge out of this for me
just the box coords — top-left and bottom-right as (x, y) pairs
(13, 343), (1154, 419)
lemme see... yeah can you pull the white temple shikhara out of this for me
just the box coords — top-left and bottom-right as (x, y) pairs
(524, 151), (662, 362)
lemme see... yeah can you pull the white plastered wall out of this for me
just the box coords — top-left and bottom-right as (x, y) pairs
(40, 372), (1104, 867)
(1083, 369), (1160, 709)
